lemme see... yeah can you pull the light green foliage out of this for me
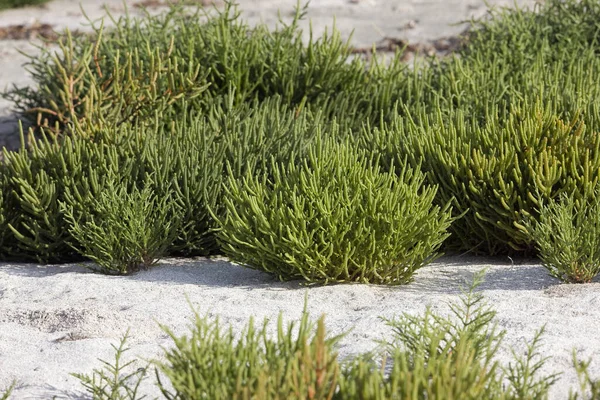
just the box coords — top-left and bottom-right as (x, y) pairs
(424, 0), (600, 125)
(0, 0), (49, 10)
(524, 190), (600, 283)
(157, 298), (343, 400)
(0, 100), (322, 263)
(504, 328), (558, 399)
(61, 177), (181, 275)
(570, 351), (600, 400)
(218, 138), (454, 284)
(71, 330), (149, 400)
(336, 272), (559, 399)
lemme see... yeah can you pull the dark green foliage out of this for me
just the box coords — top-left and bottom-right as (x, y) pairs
(71, 330), (149, 400)
(366, 100), (600, 255)
(1, 132), (94, 262)
(125, 110), (225, 257)
(0, 0), (49, 10)
(356, 0), (600, 255)
(157, 299), (342, 400)
(62, 178), (181, 275)
(0, 119), (219, 262)
(0, 128), (142, 262)
(0, 100), (321, 263)
(336, 272), (559, 399)
(217, 138), (454, 284)
(524, 190), (600, 283)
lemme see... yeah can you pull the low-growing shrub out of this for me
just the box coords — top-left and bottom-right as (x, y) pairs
(217, 138), (454, 284)
(524, 190), (600, 283)
(352, 0), (600, 256)
(0, 129), (143, 262)
(2, 2), (378, 137)
(157, 299), (343, 400)
(423, 0), (600, 130)
(3, 18), (211, 137)
(364, 99), (600, 255)
(130, 97), (321, 256)
(61, 177), (181, 275)
(0, 99), (324, 263)
(337, 272), (560, 399)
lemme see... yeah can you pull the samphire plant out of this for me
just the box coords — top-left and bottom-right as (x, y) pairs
(157, 296), (342, 400)
(2, 1), (383, 137)
(524, 189), (600, 283)
(364, 99), (600, 256)
(71, 329), (149, 400)
(61, 176), (182, 275)
(217, 137), (454, 284)
(357, 0), (600, 256)
(337, 271), (560, 399)
(0, 98), (326, 263)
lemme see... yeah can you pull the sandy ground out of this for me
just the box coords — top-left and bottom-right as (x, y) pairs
(1, 257), (599, 399)
(2, 0), (600, 399)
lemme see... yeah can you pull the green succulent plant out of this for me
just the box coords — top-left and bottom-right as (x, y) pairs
(217, 137), (454, 284)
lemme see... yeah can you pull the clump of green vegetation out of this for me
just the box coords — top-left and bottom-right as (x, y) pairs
(62, 178), (181, 275)
(524, 190), (600, 283)
(0, 0), (49, 10)
(367, 99), (600, 255)
(157, 298), (342, 400)
(2, 2), (388, 136)
(0, 100), (325, 265)
(361, 0), (600, 255)
(338, 272), (560, 399)
(217, 137), (454, 284)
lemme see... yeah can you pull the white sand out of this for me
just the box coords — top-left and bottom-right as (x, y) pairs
(2, 1), (600, 399)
